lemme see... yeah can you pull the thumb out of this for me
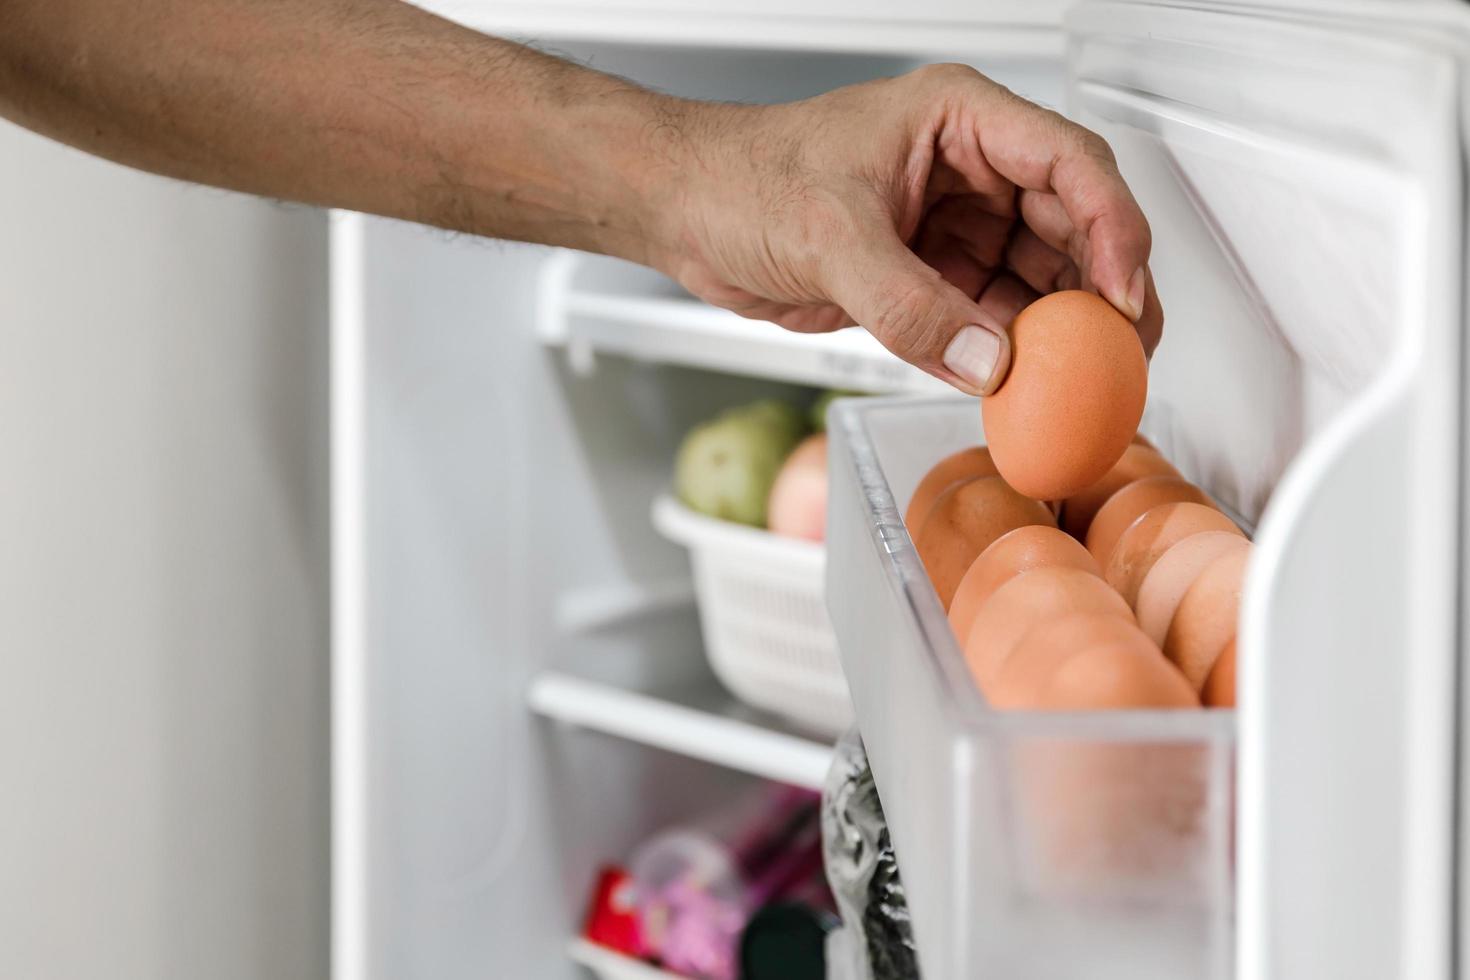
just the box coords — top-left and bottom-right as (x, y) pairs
(824, 233), (1012, 396)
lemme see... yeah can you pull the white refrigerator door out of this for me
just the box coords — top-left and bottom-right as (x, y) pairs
(419, 0), (1069, 57)
(1063, 2), (1469, 978)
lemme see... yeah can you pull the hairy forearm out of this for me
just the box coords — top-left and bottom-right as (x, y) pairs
(0, 0), (690, 263)
(1, 3), (1162, 389)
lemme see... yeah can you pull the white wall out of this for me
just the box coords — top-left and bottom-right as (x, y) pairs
(0, 122), (329, 980)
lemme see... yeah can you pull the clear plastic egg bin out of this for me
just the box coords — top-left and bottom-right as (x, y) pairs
(825, 396), (1236, 980)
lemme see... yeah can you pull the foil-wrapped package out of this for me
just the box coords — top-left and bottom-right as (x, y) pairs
(821, 729), (920, 980)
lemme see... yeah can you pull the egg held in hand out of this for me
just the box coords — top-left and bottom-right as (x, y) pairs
(981, 291), (1148, 500)
(914, 476), (1054, 609)
(766, 433), (828, 541)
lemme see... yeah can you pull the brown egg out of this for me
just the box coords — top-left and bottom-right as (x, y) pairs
(998, 610), (1202, 901)
(904, 446), (999, 532)
(1202, 637), (1237, 708)
(1135, 532), (1250, 646)
(1085, 475), (1213, 564)
(987, 614), (1159, 708)
(948, 526), (1100, 645)
(963, 566), (1131, 688)
(1059, 443), (1180, 540)
(1165, 546), (1250, 691)
(1042, 643), (1198, 710)
(981, 291), (1148, 500)
(914, 477), (1054, 609)
(1104, 502), (1243, 609)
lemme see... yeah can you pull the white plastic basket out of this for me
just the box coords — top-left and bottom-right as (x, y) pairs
(652, 494), (853, 738)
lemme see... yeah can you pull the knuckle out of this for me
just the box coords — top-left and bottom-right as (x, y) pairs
(909, 62), (983, 91)
(867, 274), (949, 362)
(1041, 110), (1114, 165)
(1072, 126), (1118, 167)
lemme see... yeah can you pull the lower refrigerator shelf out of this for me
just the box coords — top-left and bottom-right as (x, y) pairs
(567, 938), (682, 980)
(528, 670), (834, 791)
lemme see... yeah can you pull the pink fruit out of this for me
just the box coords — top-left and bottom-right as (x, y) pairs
(766, 433), (828, 541)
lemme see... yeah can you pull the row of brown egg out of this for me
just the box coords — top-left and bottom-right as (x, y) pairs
(905, 436), (1245, 711)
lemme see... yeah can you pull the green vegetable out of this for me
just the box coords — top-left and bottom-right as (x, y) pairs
(737, 399), (808, 445)
(675, 400), (807, 526)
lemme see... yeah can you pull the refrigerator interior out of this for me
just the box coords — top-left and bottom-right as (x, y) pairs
(333, 4), (1470, 979)
(333, 40), (1064, 979)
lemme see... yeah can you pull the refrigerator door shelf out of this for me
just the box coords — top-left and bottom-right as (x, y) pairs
(537, 251), (947, 395)
(826, 395), (1237, 980)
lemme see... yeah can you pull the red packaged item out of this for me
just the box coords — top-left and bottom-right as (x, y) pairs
(582, 865), (646, 959)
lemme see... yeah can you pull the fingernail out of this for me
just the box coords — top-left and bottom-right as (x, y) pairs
(943, 325), (1011, 396)
(1115, 266), (1146, 322)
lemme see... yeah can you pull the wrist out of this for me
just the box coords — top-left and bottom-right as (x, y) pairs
(622, 96), (765, 280)
(598, 89), (705, 272)
(436, 50), (691, 265)
(607, 93), (752, 277)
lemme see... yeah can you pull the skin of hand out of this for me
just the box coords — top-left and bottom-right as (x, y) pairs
(0, 2), (1159, 393)
(653, 65), (1163, 394)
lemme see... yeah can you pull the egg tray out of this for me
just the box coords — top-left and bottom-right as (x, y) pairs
(651, 494), (854, 738)
(825, 395), (1238, 980)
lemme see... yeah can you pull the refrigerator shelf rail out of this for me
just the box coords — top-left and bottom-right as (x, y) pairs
(528, 671), (834, 791)
(536, 250), (948, 394)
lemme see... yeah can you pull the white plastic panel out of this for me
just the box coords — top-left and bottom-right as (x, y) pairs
(417, 0), (1068, 58)
(539, 252), (947, 395)
(1064, 3), (1469, 978)
(334, 211), (796, 980)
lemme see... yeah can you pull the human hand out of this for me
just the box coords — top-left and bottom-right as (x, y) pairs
(650, 65), (1162, 395)
(0, 0), (1154, 398)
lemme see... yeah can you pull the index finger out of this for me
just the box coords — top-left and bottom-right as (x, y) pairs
(951, 87), (1152, 322)
(1019, 189), (1163, 356)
